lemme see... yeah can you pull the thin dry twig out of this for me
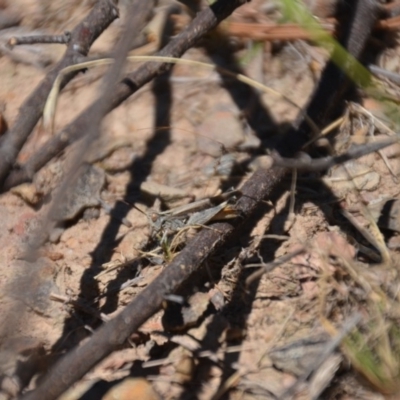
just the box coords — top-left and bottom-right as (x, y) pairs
(7, 32), (71, 48)
(245, 247), (306, 287)
(0, 0), (119, 188)
(272, 136), (399, 171)
(49, 293), (110, 322)
(281, 313), (362, 400)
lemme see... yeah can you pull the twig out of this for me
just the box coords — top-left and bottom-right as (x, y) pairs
(7, 32), (71, 48)
(221, 20), (336, 41)
(172, 13), (400, 42)
(341, 209), (383, 254)
(281, 313), (362, 399)
(272, 137), (399, 171)
(245, 247), (306, 287)
(49, 293), (110, 322)
(376, 14), (400, 30)
(369, 63), (400, 85)
(0, 0), (119, 188)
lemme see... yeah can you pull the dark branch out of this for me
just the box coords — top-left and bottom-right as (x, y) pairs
(7, 32), (71, 48)
(272, 137), (399, 171)
(0, 0), (119, 188)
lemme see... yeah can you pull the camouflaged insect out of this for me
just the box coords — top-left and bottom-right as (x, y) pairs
(148, 189), (241, 243)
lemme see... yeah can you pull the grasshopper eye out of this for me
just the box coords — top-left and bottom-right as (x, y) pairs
(150, 213), (158, 223)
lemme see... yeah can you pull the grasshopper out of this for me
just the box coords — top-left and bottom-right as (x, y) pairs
(147, 189), (242, 246)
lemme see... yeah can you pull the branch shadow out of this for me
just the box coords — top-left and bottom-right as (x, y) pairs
(204, 35), (278, 143)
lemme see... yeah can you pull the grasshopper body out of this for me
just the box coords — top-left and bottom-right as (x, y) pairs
(149, 189), (241, 242)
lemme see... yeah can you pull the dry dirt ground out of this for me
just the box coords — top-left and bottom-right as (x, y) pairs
(1, 0), (400, 399)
